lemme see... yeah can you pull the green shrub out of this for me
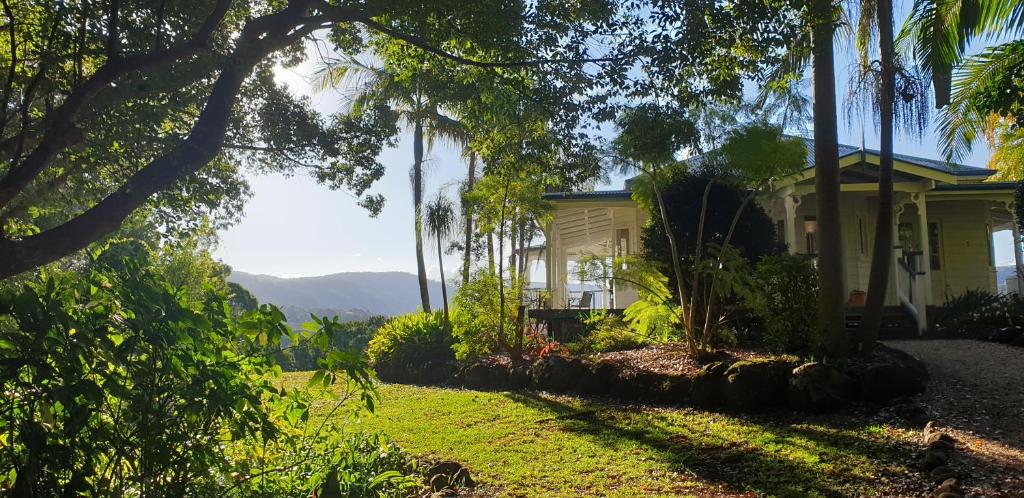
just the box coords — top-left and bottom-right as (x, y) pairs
(571, 311), (651, 353)
(931, 289), (1024, 338)
(0, 248), (413, 497)
(450, 271), (521, 360)
(367, 310), (452, 366)
(748, 254), (821, 353)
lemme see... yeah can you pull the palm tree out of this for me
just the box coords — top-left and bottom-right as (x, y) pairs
(315, 58), (468, 312)
(900, 0), (1023, 164)
(425, 192), (457, 327)
(809, 0), (849, 356)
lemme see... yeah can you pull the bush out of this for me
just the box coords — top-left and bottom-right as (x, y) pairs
(0, 248), (414, 497)
(451, 271), (521, 360)
(931, 289), (1024, 338)
(367, 310), (453, 366)
(747, 254), (822, 353)
(570, 312), (651, 353)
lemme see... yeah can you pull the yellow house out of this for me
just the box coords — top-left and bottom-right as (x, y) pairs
(538, 141), (1021, 334)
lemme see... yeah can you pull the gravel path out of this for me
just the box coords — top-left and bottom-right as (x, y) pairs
(886, 340), (1024, 496)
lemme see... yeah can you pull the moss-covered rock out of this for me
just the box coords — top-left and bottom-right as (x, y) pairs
(722, 358), (796, 411)
(691, 361), (728, 407)
(787, 362), (855, 412)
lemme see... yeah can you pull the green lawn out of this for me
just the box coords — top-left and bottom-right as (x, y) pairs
(283, 372), (925, 498)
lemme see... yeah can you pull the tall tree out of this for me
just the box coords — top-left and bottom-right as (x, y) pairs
(853, 0), (929, 350)
(315, 58), (469, 312)
(425, 192), (457, 328)
(809, 0), (849, 355)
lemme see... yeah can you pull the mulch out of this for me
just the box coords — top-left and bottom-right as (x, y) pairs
(584, 343), (788, 377)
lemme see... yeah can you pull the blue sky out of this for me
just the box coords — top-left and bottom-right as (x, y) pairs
(214, 28), (1013, 278)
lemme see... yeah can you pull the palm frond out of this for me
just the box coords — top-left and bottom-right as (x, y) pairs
(939, 41), (1024, 160)
(425, 193), (458, 245)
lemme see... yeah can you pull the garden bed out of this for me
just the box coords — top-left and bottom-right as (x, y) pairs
(374, 342), (929, 413)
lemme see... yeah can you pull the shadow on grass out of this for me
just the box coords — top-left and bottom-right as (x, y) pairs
(502, 391), (924, 497)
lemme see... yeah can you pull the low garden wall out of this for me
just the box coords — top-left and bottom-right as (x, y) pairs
(374, 343), (929, 413)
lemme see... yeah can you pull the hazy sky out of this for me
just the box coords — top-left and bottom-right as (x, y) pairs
(214, 31), (1014, 278)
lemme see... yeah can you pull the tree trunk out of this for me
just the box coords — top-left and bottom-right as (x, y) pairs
(810, 0), (849, 356)
(648, 166), (696, 356)
(413, 117), (431, 312)
(462, 152), (477, 285)
(437, 234), (450, 328)
(487, 231), (495, 276)
(860, 0), (896, 354)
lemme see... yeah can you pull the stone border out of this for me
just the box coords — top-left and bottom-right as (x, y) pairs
(375, 344), (930, 413)
(920, 421), (966, 498)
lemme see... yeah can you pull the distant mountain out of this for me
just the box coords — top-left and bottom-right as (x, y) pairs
(228, 270), (443, 319)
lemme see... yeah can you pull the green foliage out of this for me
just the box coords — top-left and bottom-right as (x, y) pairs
(611, 104), (699, 167)
(367, 310), (452, 366)
(931, 289), (1024, 338)
(613, 257), (683, 343)
(450, 271), (521, 360)
(747, 254), (822, 353)
(639, 167), (782, 280)
(571, 311), (651, 354)
(278, 316), (388, 372)
(0, 248), (414, 496)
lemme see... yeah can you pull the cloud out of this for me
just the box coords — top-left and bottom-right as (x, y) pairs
(350, 253), (363, 258)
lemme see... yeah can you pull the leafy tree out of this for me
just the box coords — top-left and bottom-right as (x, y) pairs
(613, 110), (803, 355)
(0, 246), (406, 496)
(0, 0), (630, 280)
(425, 192), (457, 328)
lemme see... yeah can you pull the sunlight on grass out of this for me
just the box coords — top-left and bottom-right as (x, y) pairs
(282, 372), (920, 498)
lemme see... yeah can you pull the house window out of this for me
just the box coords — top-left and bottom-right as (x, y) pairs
(858, 217), (867, 255)
(928, 222), (941, 271)
(804, 216), (817, 255)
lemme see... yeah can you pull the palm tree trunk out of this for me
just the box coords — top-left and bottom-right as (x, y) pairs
(462, 152), (477, 285)
(413, 118), (431, 312)
(860, 0), (896, 354)
(810, 0), (849, 356)
(437, 234), (450, 328)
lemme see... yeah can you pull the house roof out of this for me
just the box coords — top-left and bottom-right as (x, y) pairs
(931, 182), (1017, 192)
(545, 137), (997, 200)
(542, 190), (633, 201)
(792, 137), (993, 177)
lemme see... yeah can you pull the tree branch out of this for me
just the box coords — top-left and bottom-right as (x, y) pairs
(0, 0), (233, 211)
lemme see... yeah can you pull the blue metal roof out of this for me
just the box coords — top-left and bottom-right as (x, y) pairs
(791, 136), (994, 177)
(542, 190), (633, 201)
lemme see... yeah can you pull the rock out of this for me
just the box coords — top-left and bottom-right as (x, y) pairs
(427, 461), (474, 491)
(923, 431), (956, 447)
(926, 438), (955, 452)
(788, 362), (854, 412)
(691, 361), (728, 407)
(531, 355), (591, 393)
(650, 374), (692, 404)
(934, 493), (962, 498)
(460, 361), (511, 390)
(451, 467), (475, 488)
(429, 473), (450, 492)
(933, 477), (962, 496)
(856, 348), (929, 403)
(920, 449), (949, 471)
(892, 401), (930, 427)
(988, 325), (1024, 344)
(1011, 332), (1024, 348)
(722, 358), (796, 411)
(928, 465), (957, 484)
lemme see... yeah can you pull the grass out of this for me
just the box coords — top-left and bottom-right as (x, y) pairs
(283, 372), (924, 498)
